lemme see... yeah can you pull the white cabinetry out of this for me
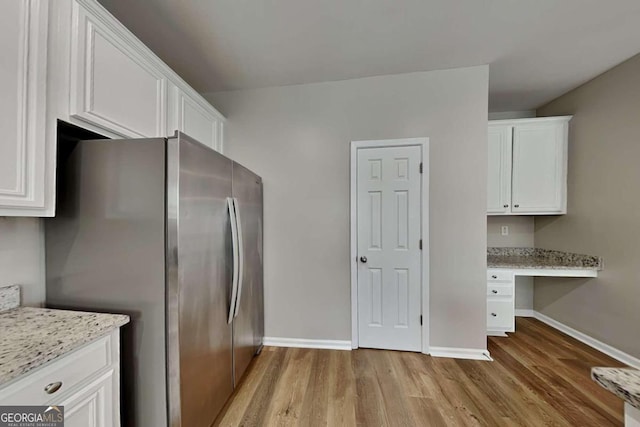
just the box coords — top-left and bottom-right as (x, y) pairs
(0, 0), (225, 216)
(69, 1), (167, 137)
(168, 86), (224, 151)
(62, 371), (114, 427)
(487, 126), (512, 214)
(487, 269), (515, 336)
(0, 0), (49, 215)
(487, 116), (571, 216)
(0, 330), (121, 426)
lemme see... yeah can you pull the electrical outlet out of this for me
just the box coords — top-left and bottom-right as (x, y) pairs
(501, 226), (509, 236)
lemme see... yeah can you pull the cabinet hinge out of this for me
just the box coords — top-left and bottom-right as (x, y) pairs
(419, 162), (423, 174)
(419, 239), (422, 250)
(420, 315), (423, 325)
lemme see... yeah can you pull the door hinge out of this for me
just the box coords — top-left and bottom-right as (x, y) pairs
(420, 315), (423, 325)
(419, 239), (422, 250)
(419, 162), (423, 174)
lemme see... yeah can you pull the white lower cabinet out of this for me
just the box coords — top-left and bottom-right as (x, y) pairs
(0, 330), (121, 427)
(626, 403), (640, 427)
(62, 370), (114, 427)
(487, 269), (515, 336)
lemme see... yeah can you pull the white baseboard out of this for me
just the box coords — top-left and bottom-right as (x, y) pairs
(515, 309), (535, 317)
(533, 311), (640, 370)
(429, 347), (493, 361)
(263, 337), (352, 351)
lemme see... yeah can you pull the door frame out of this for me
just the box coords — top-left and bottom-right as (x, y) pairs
(350, 138), (430, 354)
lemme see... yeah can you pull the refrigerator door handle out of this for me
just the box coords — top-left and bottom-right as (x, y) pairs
(233, 197), (244, 318)
(227, 197), (239, 324)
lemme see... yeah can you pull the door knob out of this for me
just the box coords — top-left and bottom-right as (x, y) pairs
(491, 313), (497, 317)
(503, 204), (509, 208)
(360, 256), (367, 263)
(492, 290), (498, 294)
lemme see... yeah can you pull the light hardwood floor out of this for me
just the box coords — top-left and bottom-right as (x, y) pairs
(215, 318), (626, 426)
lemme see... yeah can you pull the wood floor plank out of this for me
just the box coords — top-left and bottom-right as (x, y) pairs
(368, 350), (416, 426)
(298, 350), (330, 426)
(352, 349), (391, 426)
(216, 318), (625, 426)
(326, 350), (357, 426)
(262, 348), (314, 426)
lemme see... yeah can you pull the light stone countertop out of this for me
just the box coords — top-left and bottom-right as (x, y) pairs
(592, 367), (640, 410)
(0, 307), (129, 386)
(487, 247), (603, 271)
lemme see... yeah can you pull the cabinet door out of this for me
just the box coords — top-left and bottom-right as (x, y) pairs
(60, 370), (115, 427)
(487, 125), (512, 214)
(171, 89), (223, 151)
(70, 1), (167, 138)
(0, 0), (49, 215)
(487, 299), (514, 331)
(511, 122), (567, 214)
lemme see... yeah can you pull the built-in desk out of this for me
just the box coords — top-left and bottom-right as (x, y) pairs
(486, 248), (602, 336)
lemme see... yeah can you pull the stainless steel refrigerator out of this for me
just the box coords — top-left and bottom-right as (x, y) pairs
(45, 131), (264, 426)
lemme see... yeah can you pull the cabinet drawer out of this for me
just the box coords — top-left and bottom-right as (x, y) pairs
(487, 270), (513, 282)
(487, 284), (513, 297)
(0, 335), (111, 405)
(487, 300), (514, 329)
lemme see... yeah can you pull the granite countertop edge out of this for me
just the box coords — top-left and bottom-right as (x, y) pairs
(0, 307), (130, 387)
(487, 263), (600, 271)
(591, 367), (640, 410)
(487, 247), (603, 271)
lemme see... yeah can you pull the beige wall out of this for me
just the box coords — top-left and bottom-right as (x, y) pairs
(0, 218), (44, 306)
(207, 66), (489, 350)
(488, 111), (535, 120)
(536, 54), (640, 358)
(487, 216), (534, 248)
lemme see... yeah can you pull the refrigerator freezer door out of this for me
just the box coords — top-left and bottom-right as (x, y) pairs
(46, 138), (168, 427)
(232, 162), (265, 385)
(166, 134), (234, 427)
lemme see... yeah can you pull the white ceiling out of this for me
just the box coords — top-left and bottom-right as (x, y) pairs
(97, 0), (640, 111)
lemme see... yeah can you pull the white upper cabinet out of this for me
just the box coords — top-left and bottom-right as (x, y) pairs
(168, 86), (224, 151)
(487, 116), (571, 216)
(0, 0), (225, 216)
(69, 1), (167, 137)
(512, 121), (568, 214)
(487, 126), (512, 214)
(0, 0), (49, 216)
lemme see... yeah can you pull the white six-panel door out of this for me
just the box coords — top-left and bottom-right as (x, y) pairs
(356, 145), (422, 351)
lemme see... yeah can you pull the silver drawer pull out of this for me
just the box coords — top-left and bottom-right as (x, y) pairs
(44, 381), (62, 394)
(491, 313), (497, 317)
(491, 275), (497, 279)
(492, 290), (498, 294)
